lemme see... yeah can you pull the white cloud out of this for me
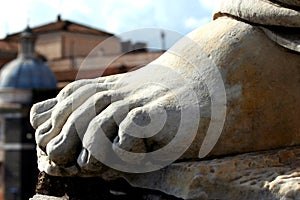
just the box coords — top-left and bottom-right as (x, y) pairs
(60, 0), (91, 16)
(121, 0), (152, 9)
(184, 17), (211, 29)
(32, 0), (90, 16)
(198, 0), (221, 9)
(0, 0), (33, 37)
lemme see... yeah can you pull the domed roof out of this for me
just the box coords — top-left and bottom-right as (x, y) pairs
(0, 26), (57, 90)
(0, 58), (57, 89)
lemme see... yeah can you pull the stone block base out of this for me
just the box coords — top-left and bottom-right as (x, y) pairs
(31, 146), (300, 200)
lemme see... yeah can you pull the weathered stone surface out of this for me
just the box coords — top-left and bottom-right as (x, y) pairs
(275, 0), (300, 7)
(30, 194), (68, 200)
(31, 146), (300, 200)
(214, 0), (300, 53)
(28, 0), (300, 199)
(214, 0), (300, 27)
(123, 146), (300, 200)
(261, 27), (300, 52)
(30, 0), (300, 178)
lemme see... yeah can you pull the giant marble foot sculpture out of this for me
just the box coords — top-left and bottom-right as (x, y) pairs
(30, 0), (300, 177)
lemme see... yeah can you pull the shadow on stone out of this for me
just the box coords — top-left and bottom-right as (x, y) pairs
(35, 172), (182, 200)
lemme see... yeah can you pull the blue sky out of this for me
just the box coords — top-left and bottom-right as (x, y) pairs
(0, 0), (220, 48)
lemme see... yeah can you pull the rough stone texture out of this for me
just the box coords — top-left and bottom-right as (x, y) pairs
(275, 0), (300, 7)
(261, 27), (300, 52)
(214, 0), (300, 53)
(31, 146), (300, 200)
(28, 0), (300, 199)
(30, 194), (68, 200)
(30, 13), (300, 177)
(123, 146), (300, 200)
(214, 0), (300, 27)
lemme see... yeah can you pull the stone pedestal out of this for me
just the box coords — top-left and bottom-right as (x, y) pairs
(31, 146), (300, 200)
(123, 146), (300, 200)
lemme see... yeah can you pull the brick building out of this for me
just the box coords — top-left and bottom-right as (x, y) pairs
(0, 16), (163, 87)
